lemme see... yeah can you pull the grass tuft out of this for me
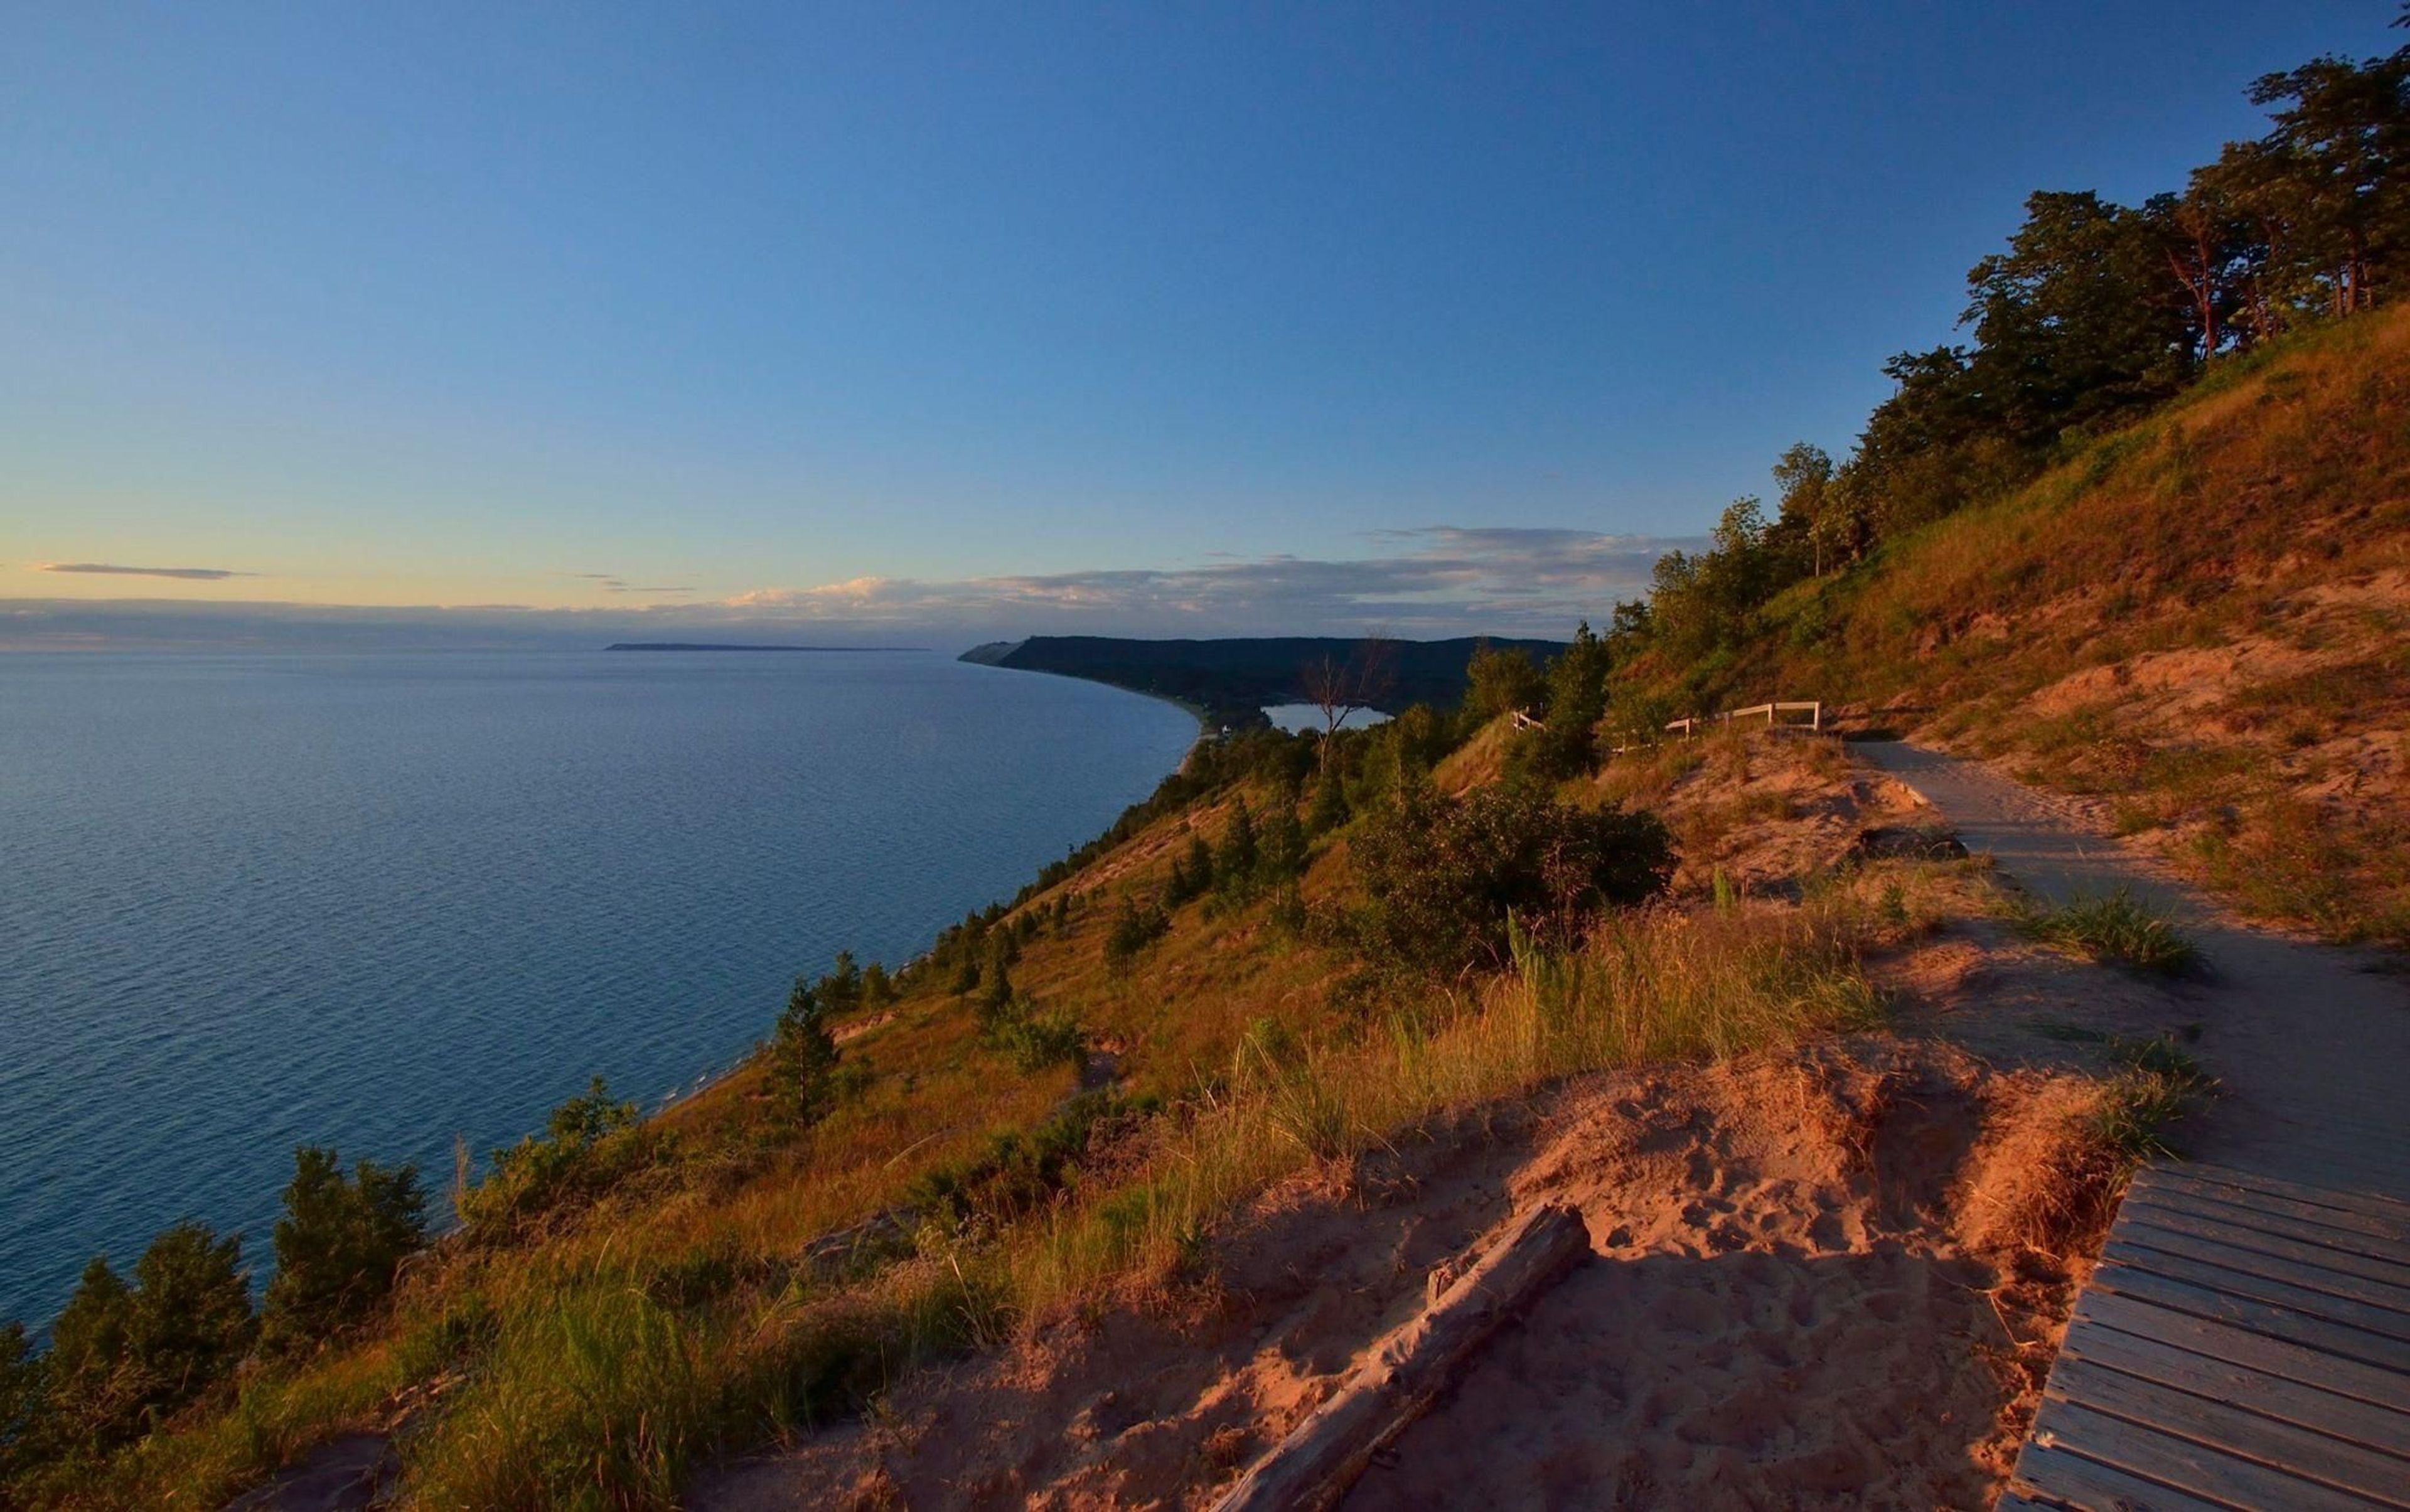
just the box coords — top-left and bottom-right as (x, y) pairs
(2015, 887), (2199, 975)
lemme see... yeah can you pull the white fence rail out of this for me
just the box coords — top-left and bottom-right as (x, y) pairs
(1610, 699), (1822, 756)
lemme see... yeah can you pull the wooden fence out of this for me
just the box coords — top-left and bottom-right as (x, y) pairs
(1607, 699), (1822, 756)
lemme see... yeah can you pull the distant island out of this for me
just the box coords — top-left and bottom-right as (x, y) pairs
(961, 634), (1566, 727)
(605, 642), (924, 653)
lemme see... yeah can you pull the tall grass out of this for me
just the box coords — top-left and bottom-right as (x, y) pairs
(1001, 896), (1883, 1326)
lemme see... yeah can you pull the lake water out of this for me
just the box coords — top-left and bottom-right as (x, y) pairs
(0, 650), (1196, 1328)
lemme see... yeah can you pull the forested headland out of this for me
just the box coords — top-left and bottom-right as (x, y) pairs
(960, 635), (1566, 729)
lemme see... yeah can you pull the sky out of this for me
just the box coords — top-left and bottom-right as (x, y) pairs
(2, 1), (2395, 648)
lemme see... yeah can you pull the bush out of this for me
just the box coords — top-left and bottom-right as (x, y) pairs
(262, 1147), (428, 1351)
(1352, 785), (1674, 977)
(458, 1078), (655, 1233)
(987, 1000), (1086, 1074)
(910, 1093), (1152, 1231)
(1104, 899), (1170, 967)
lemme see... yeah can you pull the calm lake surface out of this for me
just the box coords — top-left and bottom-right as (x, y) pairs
(0, 650), (1196, 1327)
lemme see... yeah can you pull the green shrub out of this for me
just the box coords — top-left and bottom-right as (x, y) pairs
(458, 1078), (656, 1233)
(910, 1093), (1153, 1231)
(1104, 899), (1170, 967)
(1351, 785), (1675, 977)
(984, 998), (1085, 1074)
(262, 1147), (428, 1351)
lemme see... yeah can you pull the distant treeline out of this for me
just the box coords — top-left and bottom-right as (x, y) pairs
(960, 635), (1565, 727)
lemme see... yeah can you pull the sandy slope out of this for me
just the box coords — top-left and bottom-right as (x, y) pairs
(695, 1041), (2104, 1511)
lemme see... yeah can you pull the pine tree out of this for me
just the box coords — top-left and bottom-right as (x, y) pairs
(1263, 790), (1308, 881)
(1308, 770), (1352, 835)
(1216, 797), (1259, 894)
(821, 951), (864, 1016)
(773, 977), (840, 1125)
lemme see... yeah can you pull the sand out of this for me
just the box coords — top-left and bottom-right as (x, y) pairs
(695, 1046), (2099, 1511)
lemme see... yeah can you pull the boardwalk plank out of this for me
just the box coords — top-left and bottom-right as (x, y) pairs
(2177, 1164), (2410, 1224)
(2142, 1171), (2410, 1246)
(2101, 1241), (2410, 1345)
(2090, 1263), (2410, 1373)
(2077, 1290), (2410, 1415)
(2043, 1350), (2410, 1495)
(2113, 1216), (2410, 1316)
(2032, 1399), (2386, 1512)
(2010, 1439), (2239, 1512)
(2121, 1193), (2410, 1290)
(2124, 1184), (2403, 1257)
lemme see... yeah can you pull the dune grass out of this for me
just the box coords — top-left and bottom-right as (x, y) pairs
(2013, 887), (2200, 975)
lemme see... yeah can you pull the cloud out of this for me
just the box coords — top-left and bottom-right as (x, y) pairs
(1, 526), (1695, 650)
(715, 527), (1693, 637)
(38, 562), (256, 581)
(569, 571), (695, 595)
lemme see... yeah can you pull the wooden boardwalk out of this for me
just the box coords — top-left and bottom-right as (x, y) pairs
(2003, 1161), (2410, 1511)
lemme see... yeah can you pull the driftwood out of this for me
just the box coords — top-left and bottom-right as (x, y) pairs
(1211, 1202), (1593, 1512)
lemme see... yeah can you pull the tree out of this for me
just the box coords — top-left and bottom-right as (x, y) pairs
(978, 941), (1016, 1029)
(1166, 832), (1214, 905)
(1463, 643), (1545, 724)
(2145, 185), (2251, 360)
(0, 1319), (44, 1479)
(820, 951), (864, 1017)
(546, 1075), (637, 1147)
(1519, 622), (1615, 779)
(1261, 786), (1309, 882)
(262, 1147), (427, 1350)
(1770, 442), (1842, 576)
(860, 960), (894, 1007)
(42, 1221), (261, 1443)
(1216, 796), (1260, 894)
(1308, 766), (1352, 834)
(1300, 634), (1396, 780)
(1964, 190), (2197, 443)
(773, 979), (840, 1124)
(124, 1223), (253, 1419)
(2244, 47), (2410, 317)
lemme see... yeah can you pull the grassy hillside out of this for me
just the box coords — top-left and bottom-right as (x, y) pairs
(22, 703), (2182, 1508)
(1631, 306), (2410, 945)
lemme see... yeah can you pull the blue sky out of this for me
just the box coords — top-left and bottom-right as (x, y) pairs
(1, 1), (2392, 645)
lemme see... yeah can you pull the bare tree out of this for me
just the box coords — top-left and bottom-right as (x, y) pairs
(1300, 631), (1396, 780)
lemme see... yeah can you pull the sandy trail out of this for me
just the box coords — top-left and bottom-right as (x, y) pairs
(1857, 739), (2410, 1201)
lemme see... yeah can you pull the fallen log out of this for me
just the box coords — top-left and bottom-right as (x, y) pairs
(1210, 1201), (1593, 1512)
